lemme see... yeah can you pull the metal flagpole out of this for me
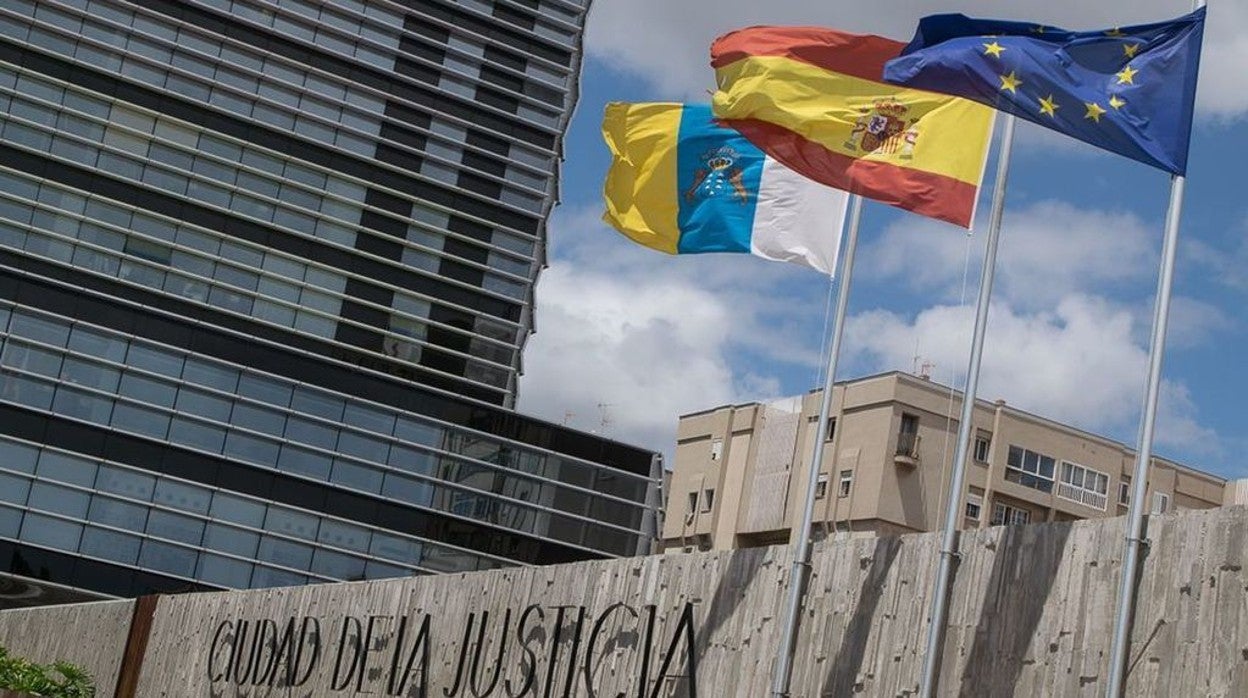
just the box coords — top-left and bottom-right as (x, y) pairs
(917, 113), (1017, 698)
(1103, 5), (1203, 693)
(770, 193), (863, 698)
(1104, 174), (1188, 697)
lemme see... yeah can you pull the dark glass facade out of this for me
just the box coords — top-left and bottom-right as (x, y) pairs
(0, 0), (662, 602)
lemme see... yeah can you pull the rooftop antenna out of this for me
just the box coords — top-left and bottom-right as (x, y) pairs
(918, 360), (936, 380)
(596, 403), (614, 433)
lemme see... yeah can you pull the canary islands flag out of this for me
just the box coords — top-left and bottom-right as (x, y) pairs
(883, 8), (1205, 175)
(603, 103), (848, 274)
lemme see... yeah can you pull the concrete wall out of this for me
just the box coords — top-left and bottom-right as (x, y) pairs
(3, 506), (1248, 696)
(137, 546), (789, 697)
(0, 598), (134, 697)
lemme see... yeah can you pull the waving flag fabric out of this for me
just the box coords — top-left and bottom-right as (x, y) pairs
(883, 8), (1205, 175)
(602, 103), (849, 274)
(711, 27), (994, 229)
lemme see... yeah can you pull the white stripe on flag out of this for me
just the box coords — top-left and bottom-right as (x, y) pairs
(750, 157), (849, 275)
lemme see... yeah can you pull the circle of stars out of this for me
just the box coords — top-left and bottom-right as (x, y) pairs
(978, 27), (1145, 124)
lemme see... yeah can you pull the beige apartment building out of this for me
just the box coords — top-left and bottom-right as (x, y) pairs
(663, 371), (1230, 551)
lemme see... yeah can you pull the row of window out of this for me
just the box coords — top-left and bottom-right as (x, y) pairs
(0, 67), (541, 284)
(1, 502), (339, 589)
(0, 299), (644, 496)
(0, 212), (516, 395)
(406, 0), (583, 47)
(0, 5), (557, 236)
(1057, 461), (1110, 510)
(0, 366), (643, 560)
(814, 470), (853, 500)
(990, 502), (1031, 526)
(967, 489), (1171, 527)
(685, 489), (714, 517)
(0, 370), (642, 557)
(12, 0), (568, 149)
(0, 88), (534, 376)
(0, 50), (542, 273)
(0, 435), (511, 583)
(30, 0), (571, 131)
(0, 176), (525, 383)
(681, 468), (855, 523)
(0, 6), (557, 248)
(227, 0), (583, 64)
(1005, 445), (1057, 494)
(0, 304), (652, 551)
(1005, 444), (1118, 511)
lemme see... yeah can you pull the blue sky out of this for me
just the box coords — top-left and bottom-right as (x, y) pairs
(515, 1), (1248, 479)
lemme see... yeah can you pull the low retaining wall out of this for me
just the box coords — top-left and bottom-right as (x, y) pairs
(0, 598), (134, 695)
(2, 506), (1246, 696)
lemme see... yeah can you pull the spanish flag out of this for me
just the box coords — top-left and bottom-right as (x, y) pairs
(712, 27), (995, 228)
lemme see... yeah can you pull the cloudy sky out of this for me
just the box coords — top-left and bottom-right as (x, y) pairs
(515, 0), (1248, 477)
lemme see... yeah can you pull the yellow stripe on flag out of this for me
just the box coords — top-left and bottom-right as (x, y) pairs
(713, 55), (993, 185)
(601, 102), (682, 254)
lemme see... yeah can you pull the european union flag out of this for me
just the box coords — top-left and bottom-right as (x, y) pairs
(882, 8), (1205, 175)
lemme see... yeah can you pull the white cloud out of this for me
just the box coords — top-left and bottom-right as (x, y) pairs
(860, 200), (1157, 309)
(849, 196), (1226, 460)
(1161, 295), (1231, 350)
(516, 261), (739, 457)
(1185, 218), (1248, 292)
(515, 207), (819, 459)
(843, 294), (1215, 456)
(517, 194), (1227, 466)
(585, 0), (1245, 119)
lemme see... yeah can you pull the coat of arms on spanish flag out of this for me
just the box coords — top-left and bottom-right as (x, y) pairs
(711, 26), (995, 228)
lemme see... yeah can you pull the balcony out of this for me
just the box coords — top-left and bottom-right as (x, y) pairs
(895, 432), (921, 467)
(1057, 482), (1108, 511)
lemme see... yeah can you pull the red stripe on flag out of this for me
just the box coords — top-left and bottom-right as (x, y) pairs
(710, 27), (904, 83)
(724, 119), (977, 228)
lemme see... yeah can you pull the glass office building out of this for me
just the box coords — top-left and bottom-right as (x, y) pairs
(0, 0), (662, 605)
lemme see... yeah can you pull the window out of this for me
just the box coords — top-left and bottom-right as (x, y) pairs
(965, 493), (983, 521)
(1151, 492), (1170, 515)
(1057, 462), (1109, 510)
(991, 502), (1031, 526)
(825, 417), (837, 441)
(896, 413), (919, 456)
(838, 470), (853, 498)
(686, 492), (697, 516)
(710, 438), (723, 462)
(701, 489), (715, 513)
(814, 474), (828, 499)
(1005, 445), (1055, 493)
(124, 236), (172, 265)
(973, 435), (991, 463)
(1118, 476), (1131, 506)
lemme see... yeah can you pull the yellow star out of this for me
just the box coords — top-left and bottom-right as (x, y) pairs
(1106, 27), (1125, 37)
(1039, 94), (1059, 117)
(1109, 94), (1126, 110)
(999, 70), (1022, 93)
(1115, 65), (1139, 85)
(1084, 102), (1107, 122)
(983, 41), (1006, 58)
(1123, 43), (1141, 58)
(1031, 25), (1046, 34)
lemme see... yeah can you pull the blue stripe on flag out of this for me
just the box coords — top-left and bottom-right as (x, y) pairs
(674, 105), (763, 254)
